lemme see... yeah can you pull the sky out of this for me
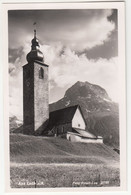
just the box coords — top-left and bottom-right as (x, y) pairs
(8, 9), (118, 119)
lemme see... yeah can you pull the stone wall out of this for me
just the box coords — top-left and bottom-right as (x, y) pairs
(23, 63), (34, 134)
(34, 61), (49, 131)
(23, 61), (49, 134)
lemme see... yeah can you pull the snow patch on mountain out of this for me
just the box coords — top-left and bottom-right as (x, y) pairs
(65, 100), (71, 107)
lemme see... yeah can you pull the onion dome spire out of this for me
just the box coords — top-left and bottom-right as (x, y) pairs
(26, 27), (44, 63)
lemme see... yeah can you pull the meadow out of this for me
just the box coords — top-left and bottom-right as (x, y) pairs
(10, 134), (120, 188)
(10, 163), (120, 188)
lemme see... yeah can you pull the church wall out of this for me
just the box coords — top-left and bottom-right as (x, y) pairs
(23, 63), (34, 134)
(51, 123), (72, 136)
(34, 62), (49, 131)
(72, 107), (86, 130)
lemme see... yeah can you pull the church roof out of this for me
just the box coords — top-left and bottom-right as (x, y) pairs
(47, 105), (86, 130)
(26, 29), (44, 63)
(49, 105), (78, 127)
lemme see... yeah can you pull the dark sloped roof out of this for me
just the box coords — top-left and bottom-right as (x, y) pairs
(49, 105), (78, 125)
(48, 105), (78, 129)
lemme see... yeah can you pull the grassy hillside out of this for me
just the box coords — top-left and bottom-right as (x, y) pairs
(10, 133), (119, 164)
(10, 134), (120, 188)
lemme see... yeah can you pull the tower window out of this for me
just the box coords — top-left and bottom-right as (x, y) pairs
(39, 67), (44, 79)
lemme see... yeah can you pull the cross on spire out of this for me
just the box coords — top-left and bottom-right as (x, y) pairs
(34, 29), (36, 38)
(33, 22), (37, 38)
(26, 22), (44, 62)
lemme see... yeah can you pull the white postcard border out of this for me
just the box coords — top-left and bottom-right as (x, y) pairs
(2, 1), (126, 193)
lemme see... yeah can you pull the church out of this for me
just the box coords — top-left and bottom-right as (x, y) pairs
(23, 29), (103, 143)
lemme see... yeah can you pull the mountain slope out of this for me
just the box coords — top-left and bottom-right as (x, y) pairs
(9, 115), (23, 133)
(50, 81), (119, 148)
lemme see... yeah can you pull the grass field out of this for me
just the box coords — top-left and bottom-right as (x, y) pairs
(10, 134), (120, 188)
(10, 163), (120, 188)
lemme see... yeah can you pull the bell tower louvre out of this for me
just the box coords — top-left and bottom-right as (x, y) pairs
(23, 29), (49, 135)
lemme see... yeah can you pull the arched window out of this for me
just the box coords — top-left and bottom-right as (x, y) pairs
(39, 67), (44, 79)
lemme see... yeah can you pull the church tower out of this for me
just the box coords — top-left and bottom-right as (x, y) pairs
(23, 29), (49, 134)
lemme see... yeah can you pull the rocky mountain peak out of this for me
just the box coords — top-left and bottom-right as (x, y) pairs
(64, 81), (111, 101)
